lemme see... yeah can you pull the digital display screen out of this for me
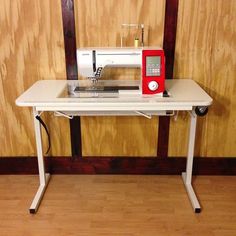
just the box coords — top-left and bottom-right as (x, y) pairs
(146, 56), (161, 76)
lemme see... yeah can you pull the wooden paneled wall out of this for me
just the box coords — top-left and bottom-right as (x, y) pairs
(0, 0), (70, 156)
(0, 0), (235, 158)
(74, 0), (166, 156)
(169, 0), (236, 157)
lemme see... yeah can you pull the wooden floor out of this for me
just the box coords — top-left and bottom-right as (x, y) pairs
(0, 175), (236, 236)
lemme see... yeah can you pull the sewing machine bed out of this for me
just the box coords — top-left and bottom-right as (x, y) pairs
(74, 85), (139, 92)
(73, 84), (140, 98)
(15, 79), (212, 112)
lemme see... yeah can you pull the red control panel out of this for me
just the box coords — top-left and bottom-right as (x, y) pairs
(142, 49), (165, 94)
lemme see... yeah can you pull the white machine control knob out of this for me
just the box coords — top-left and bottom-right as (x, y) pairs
(148, 81), (159, 91)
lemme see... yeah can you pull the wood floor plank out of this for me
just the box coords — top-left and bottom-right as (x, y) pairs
(0, 175), (236, 236)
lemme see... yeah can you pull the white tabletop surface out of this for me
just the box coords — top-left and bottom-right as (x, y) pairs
(15, 79), (212, 112)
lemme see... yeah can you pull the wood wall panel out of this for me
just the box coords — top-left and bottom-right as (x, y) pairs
(1, 0), (235, 158)
(169, 0), (236, 157)
(81, 116), (158, 157)
(74, 0), (165, 156)
(0, 0), (70, 156)
(75, 0), (165, 48)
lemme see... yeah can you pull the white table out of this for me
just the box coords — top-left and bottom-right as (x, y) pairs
(16, 79), (212, 213)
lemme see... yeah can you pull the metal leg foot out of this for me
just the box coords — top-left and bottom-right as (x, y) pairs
(29, 173), (50, 214)
(182, 172), (201, 213)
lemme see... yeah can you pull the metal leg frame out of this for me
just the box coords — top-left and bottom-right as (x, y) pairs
(28, 107), (200, 213)
(182, 110), (201, 213)
(29, 108), (50, 214)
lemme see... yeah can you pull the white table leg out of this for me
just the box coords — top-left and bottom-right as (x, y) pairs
(29, 108), (50, 214)
(182, 110), (201, 213)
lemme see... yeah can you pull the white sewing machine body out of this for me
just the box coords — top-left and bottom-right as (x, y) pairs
(76, 47), (165, 95)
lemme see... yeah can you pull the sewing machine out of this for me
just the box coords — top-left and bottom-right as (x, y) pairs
(76, 47), (165, 96)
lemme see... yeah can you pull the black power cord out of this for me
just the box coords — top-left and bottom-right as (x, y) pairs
(35, 115), (51, 154)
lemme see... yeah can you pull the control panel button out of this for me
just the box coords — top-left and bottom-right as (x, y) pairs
(148, 81), (159, 91)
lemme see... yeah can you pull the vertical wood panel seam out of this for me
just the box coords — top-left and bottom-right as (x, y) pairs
(157, 0), (179, 158)
(61, 0), (82, 157)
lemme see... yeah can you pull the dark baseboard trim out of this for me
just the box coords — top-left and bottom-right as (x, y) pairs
(0, 156), (236, 175)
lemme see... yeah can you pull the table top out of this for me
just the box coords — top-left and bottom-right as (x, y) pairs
(15, 79), (212, 112)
